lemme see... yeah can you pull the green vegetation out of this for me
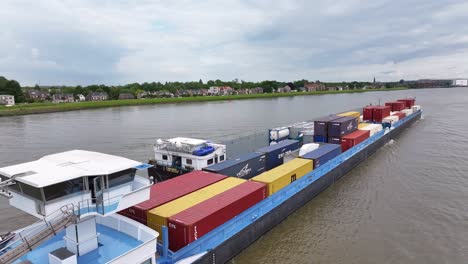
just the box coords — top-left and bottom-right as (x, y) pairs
(0, 87), (407, 117)
(0, 76), (25, 103)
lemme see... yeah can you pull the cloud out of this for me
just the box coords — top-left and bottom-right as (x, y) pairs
(1, 0), (468, 86)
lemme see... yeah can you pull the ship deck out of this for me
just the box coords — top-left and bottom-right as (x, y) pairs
(13, 224), (143, 264)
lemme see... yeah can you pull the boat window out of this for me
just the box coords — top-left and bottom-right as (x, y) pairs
(108, 169), (135, 188)
(207, 158), (214, 165)
(44, 178), (84, 201)
(186, 159), (192, 165)
(162, 155), (168, 160)
(220, 155), (225, 161)
(20, 183), (43, 201)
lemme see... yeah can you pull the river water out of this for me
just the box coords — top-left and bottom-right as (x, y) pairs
(1, 88), (467, 263)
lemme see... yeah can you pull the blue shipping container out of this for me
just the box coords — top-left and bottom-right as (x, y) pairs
(313, 135), (328, 143)
(328, 116), (358, 137)
(314, 115), (341, 137)
(300, 144), (342, 169)
(256, 139), (302, 170)
(328, 137), (341, 145)
(202, 152), (266, 179)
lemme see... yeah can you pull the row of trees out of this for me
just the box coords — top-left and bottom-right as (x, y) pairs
(0, 77), (25, 103)
(1, 75), (412, 104)
(29, 79), (378, 99)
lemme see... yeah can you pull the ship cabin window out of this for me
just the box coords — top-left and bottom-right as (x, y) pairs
(162, 155), (168, 160)
(19, 183), (43, 201)
(107, 169), (135, 188)
(44, 178), (84, 201)
(207, 158), (214, 165)
(220, 155), (225, 162)
(186, 159), (192, 165)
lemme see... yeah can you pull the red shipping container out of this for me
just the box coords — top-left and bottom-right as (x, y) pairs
(341, 130), (370, 152)
(372, 106), (391, 122)
(363, 106), (375, 121)
(385, 101), (406, 111)
(167, 181), (267, 251)
(119, 171), (227, 225)
(397, 99), (415, 109)
(391, 112), (406, 120)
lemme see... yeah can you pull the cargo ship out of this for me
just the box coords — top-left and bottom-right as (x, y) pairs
(0, 98), (421, 264)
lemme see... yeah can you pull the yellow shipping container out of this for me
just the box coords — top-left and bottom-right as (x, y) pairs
(147, 177), (245, 238)
(338, 111), (361, 120)
(358, 123), (369, 129)
(251, 158), (313, 196)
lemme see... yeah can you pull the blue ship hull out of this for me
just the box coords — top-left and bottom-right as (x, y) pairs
(158, 110), (422, 264)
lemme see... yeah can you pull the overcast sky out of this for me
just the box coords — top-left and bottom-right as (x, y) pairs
(2, 0), (468, 86)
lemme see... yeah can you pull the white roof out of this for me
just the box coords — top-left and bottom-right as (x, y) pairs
(168, 137), (207, 146)
(0, 150), (143, 188)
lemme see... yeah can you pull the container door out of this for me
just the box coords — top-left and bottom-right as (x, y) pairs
(290, 174), (297, 183)
(93, 176), (105, 214)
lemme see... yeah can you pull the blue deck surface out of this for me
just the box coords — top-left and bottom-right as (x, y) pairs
(14, 224), (142, 264)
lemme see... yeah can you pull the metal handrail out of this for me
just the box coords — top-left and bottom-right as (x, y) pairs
(0, 203), (75, 256)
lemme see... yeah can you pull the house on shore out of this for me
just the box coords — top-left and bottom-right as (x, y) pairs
(251, 87), (264, 94)
(77, 94), (86, 101)
(304, 82), (326, 92)
(52, 93), (74, 103)
(118, 93), (135, 100)
(208, 86), (219, 95)
(86, 92), (108, 101)
(0, 95), (15, 106)
(26, 90), (49, 102)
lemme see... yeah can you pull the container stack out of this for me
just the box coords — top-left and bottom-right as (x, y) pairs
(313, 115), (341, 143)
(256, 139), (302, 170)
(373, 106), (391, 122)
(341, 130), (370, 151)
(327, 116), (358, 144)
(203, 152), (266, 179)
(391, 111), (406, 121)
(251, 158), (313, 196)
(397, 98), (416, 109)
(401, 108), (413, 116)
(147, 177), (246, 238)
(358, 123), (382, 136)
(167, 181), (267, 251)
(385, 101), (406, 111)
(300, 144), (342, 169)
(118, 171), (227, 225)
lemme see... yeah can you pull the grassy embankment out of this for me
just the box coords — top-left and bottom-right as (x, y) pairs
(0, 87), (407, 117)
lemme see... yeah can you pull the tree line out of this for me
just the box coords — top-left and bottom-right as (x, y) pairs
(1, 75), (411, 104)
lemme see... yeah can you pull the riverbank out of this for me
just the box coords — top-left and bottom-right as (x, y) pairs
(0, 87), (407, 117)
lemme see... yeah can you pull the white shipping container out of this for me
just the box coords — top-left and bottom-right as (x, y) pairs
(412, 105), (421, 112)
(383, 115), (399, 123)
(360, 115), (363, 122)
(359, 123), (382, 136)
(401, 109), (413, 116)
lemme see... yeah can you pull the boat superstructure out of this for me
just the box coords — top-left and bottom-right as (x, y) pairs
(148, 137), (226, 181)
(0, 150), (159, 264)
